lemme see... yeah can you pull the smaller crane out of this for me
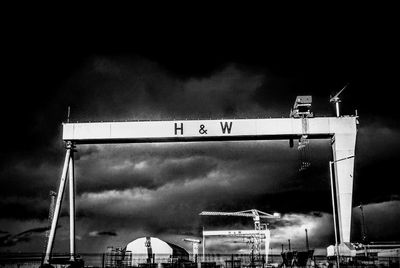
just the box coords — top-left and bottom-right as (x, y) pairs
(200, 209), (279, 262)
(43, 191), (57, 252)
(200, 209), (279, 231)
(183, 238), (201, 263)
(330, 83), (349, 117)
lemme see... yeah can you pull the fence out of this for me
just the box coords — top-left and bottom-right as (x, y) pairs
(0, 253), (399, 268)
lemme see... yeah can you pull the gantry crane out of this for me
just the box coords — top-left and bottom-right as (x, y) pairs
(54, 99), (357, 265)
(200, 209), (279, 231)
(200, 209), (280, 262)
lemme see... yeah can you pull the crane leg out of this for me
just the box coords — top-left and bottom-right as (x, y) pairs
(331, 134), (356, 244)
(69, 148), (76, 261)
(203, 231), (206, 262)
(43, 142), (72, 265)
(264, 230), (270, 265)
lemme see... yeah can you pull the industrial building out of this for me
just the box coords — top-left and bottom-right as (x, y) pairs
(125, 237), (189, 266)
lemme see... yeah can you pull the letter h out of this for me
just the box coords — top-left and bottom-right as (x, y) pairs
(174, 123), (183, 135)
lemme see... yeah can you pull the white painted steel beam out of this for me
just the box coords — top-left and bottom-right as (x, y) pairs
(203, 229), (267, 237)
(62, 117), (356, 143)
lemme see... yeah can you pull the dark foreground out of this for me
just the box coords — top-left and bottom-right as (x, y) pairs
(0, 253), (399, 268)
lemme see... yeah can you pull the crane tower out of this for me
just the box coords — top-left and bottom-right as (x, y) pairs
(200, 209), (279, 231)
(183, 238), (201, 263)
(200, 209), (279, 261)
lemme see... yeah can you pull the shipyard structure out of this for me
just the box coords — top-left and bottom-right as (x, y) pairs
(30, 93), (398, 268)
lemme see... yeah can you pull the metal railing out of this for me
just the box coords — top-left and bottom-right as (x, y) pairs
(0, 253), (398, 268)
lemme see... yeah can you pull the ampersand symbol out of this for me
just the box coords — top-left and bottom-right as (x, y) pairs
(199, 124), (208, 134)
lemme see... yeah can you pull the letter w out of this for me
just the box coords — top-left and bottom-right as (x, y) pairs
(220, 122), (232, 134)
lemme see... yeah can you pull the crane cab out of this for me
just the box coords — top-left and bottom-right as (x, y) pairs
(290, 95), (313, 118)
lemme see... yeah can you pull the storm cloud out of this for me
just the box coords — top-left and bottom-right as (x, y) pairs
(0, 226), (49, 247)
(88, 231), (118, 237)
(1, 54), (399, 255)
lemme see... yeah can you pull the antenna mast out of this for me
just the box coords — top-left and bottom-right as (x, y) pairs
(67, 106), (71, 123)
(330, 83), (349, 117)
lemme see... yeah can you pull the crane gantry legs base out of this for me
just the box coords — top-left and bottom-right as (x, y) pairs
(42, 142), (79, 267)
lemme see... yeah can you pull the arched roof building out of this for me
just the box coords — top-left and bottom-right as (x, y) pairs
(126, 237), (189, 266)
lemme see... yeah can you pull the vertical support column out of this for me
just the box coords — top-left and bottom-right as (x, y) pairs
(331, 133), (356, 243)
(69, 146), (76, 261)
(329, 161), (340, 266)
(44, 142), (72, 265)
(202, 230), (205, 262)
(193, 242), (199, 263)
(264, 229), (270, 265)
(335, 102), (340, 117)
(329, 161), (339, 244)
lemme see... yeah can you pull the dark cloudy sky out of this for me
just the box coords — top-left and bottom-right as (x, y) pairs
(1, 8), (399, 255)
